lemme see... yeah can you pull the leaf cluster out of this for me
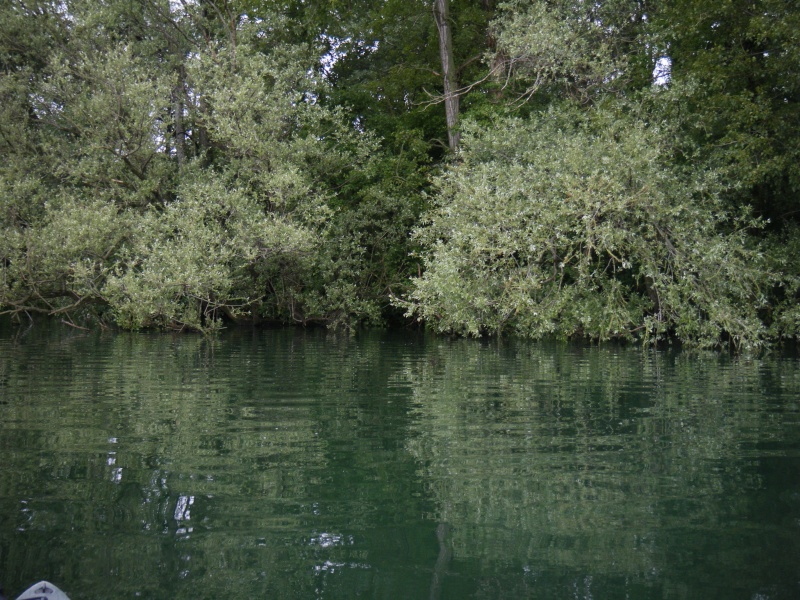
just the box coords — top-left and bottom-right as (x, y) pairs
(403, 104), (774, 350)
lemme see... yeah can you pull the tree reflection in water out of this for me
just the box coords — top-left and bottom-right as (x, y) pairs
(0, 326), (798, 598)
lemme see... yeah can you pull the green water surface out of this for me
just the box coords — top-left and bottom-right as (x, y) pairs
(1, 324), (799, 598)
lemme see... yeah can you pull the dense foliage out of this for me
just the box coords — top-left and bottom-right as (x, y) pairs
(1, 0), (798, 348)
(403, 104), (773, 350)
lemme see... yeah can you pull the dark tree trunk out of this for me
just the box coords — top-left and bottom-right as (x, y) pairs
(433, 0), (460, 151)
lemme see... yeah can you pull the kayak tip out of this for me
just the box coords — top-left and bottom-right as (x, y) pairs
(14, 581), (70, 600)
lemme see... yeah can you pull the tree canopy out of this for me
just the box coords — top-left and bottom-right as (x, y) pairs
(1, 0), (798, 348)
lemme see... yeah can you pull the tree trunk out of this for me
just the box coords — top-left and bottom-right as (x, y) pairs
(433, 0), (460, 152)
(173, 81), (186, 166)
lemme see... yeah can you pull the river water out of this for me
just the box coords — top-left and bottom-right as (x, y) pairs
(0, 324), (799, 599)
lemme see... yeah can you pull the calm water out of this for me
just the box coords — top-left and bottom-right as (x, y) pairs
(1, 324), (799, 599)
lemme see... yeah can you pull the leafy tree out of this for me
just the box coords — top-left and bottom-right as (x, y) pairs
(0, 0), (417, 331)
(400, 0), (799, 348)
(1, 0), (798, 345)
(402, 104), (773, 350)
(647, 0), (800, 223)
(486, 0), (651, 103)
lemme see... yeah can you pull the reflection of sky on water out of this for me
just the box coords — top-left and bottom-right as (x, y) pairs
(313, 560), (371, 574)
(111, 467), (123, 483)
(174, 495), (194, 521)
(309, 531), (371, 588)
(174, 495), (195, 537)
(108, 436), (122, 483)
(308, 531), (353, 549)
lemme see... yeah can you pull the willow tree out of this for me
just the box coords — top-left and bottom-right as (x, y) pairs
(0, 0), (402, 331)
(403, 106), (773, 350)
(401, 0), (797, 349)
